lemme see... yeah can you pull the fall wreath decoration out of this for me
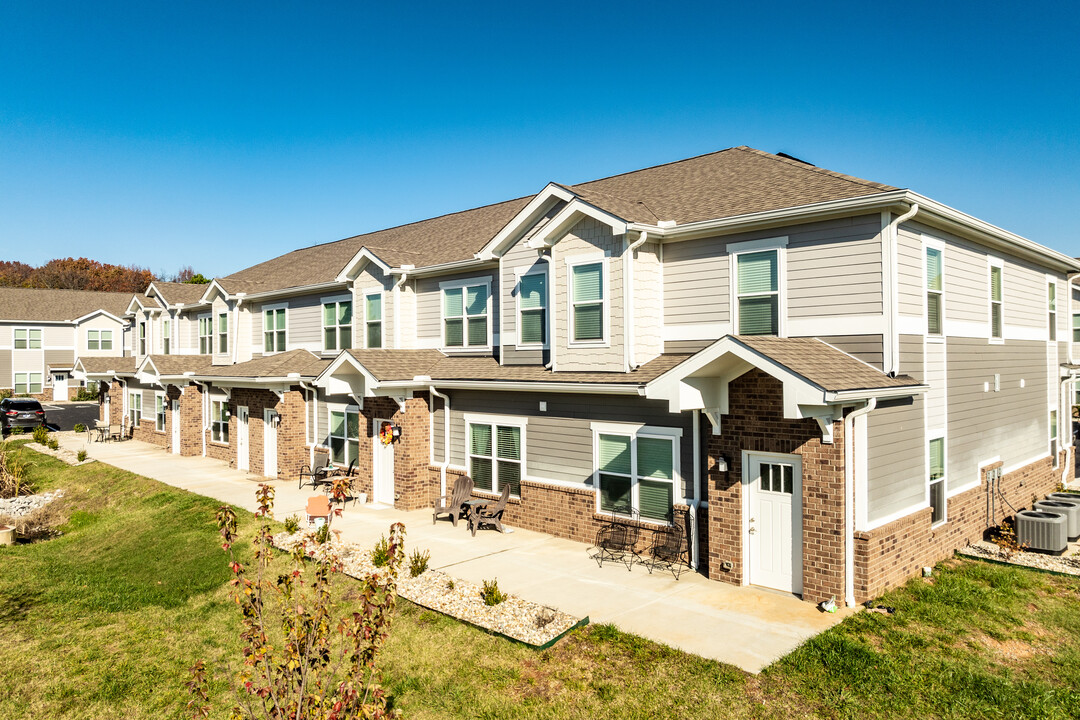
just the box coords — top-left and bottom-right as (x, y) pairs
(379, 421), (395, 445)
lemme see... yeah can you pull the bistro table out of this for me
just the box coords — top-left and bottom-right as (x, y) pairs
(462, 499), (489, 530)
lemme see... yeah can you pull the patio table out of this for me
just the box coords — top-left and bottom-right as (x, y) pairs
(462, 499), (489, 531)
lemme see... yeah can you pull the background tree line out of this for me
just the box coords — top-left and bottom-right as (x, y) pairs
(0, 258), (209, 293)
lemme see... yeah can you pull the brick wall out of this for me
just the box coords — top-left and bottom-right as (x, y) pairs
(854, 450), (1074, 602)
(178, 382), (202, 456)
(356, 394), (434, 511)
(705, 369), (846, 604)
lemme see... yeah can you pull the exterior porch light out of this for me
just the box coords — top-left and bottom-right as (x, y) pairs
(714, 454), (729, 473)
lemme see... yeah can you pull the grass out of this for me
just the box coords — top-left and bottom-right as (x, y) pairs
(1, 442), (1080, 718)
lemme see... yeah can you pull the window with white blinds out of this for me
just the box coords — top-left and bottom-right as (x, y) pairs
(989, 264), (1002, 340)
(571, 262), (604, 342)
(468, 421), (523, 496)
(928, 436), (945, 525)
(1048, 282), (1057, 342)
(329, 408), (360, 466)
(517, 271), (547, 346)
(443, 282), (489, 348)
(736, 250), (778, 335)
(364, 294), (382, 349)
(596, 429), (677, 523)
(927, 247), (943, 336)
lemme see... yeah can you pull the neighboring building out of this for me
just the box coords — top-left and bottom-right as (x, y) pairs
(0, 287), (132, 401)
(72, 147), (1080, 606)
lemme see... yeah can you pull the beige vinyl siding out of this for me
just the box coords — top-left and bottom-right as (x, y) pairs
(77, 314), (125, 357)
(287, 294), (322, 350)
(433, 389), (696, 499)
(632, 242), (663, 365)
(811, 335), (883, 370)
(353, 264), (392, 350)
(942, 238), (986, 325)
(553, 217), (624, 372)
(867, 396), (925, 522)
(44, 348), (75, 369)
(415, 269), (499, 352)
(1005, 262), (1050, 331)
(211, 297), (230, 365)
(664, 340), (712, 354)
(947, 338), (1048, 490)
(0, 351), (11, 389)
(896, 224), (924, 317)
(787, 215), (882, 317)
(898, 334), (923, 379)
(502, 232), (549, 365)
(663, 241), (730, 327)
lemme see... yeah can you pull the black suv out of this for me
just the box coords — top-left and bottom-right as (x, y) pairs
(1, 398), (46, 435)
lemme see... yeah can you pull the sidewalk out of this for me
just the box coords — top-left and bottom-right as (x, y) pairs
(61, 433), (854, 673)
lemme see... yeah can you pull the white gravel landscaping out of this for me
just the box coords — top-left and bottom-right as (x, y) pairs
(959, 540), (1080, 577)
(0, 489), (65, 518)
(274, 531), (582, 647)
(25, 440), (95, 467)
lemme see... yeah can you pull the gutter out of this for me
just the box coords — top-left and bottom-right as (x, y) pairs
(624, 230), (648, 371)
(374, 379), (644, 395)
(298, 379), (318, 467)
(843, 398), (877, 608)
(884, 203), (920, 374)
(390, 257), (497, 279)
(429, 386), (451, 497)
(537, 252), (555, 369)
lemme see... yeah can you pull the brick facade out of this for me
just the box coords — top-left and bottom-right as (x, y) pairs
(178, 382), (202, 456)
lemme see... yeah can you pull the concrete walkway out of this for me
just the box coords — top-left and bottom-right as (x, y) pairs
(60, 433), (853, 673)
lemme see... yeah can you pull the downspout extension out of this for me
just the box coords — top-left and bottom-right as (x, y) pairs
(886, 204), (919, 375)
(429, 386), (451, 497)
(624, 230), (648, 372)
(538, 253), (555, 370)
(843, 398), (877, 608)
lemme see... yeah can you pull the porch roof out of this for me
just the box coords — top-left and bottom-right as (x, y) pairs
(72, 355), (138, 379)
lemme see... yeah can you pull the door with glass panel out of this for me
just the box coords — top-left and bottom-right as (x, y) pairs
(745, 453), (802, 594)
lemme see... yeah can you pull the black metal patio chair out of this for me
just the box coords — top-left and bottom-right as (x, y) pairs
(645, 507), (692, 580)
(591, 502), (641, 571)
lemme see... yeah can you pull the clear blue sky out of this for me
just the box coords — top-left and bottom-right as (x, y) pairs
(2, 1), (1078, 278)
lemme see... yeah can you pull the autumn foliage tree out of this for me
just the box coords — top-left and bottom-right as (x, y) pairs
(0, 257), (155, 293)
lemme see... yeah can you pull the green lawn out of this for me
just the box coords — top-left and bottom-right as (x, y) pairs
(2, 443), (1080, 719)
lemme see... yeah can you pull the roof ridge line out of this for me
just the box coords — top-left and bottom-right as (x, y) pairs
(739, 147), (898, 193)
(570, 147), (742, 188)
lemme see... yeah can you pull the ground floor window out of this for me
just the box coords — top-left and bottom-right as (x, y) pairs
(1050, 409), (1059, 469)
(211, 400), (229, 444)
(468, 421), (522, 496)
(155, 394), (166, 432)
(14, 373), (42, 395)
(329, 408), (360, 466)
(929, 436), (945, 525)
(595, 426), (678, 523)
(129, 391), (142, 427)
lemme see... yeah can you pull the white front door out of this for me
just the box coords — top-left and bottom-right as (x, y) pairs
(171, 401), (181, 455)
(236, 406), (250, 471)
(52, 374), (68, 401)
(372, 418), (395, 504)
(263, 409), (278, 478)
(745, 452), (803, 595)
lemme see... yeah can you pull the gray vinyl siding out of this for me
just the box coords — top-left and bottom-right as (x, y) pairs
(867, 396), (926, 522)
(286, 294), (322, 350)
(663, 241), (730, 326)
(810, 335), (883, 370)
(942, 236), (986, 325)
(502, 348), (544, 365)
(664, 340), (712, 354)
(415, 269), (499, 352)
(500, 203), (561, 364)
(432, 389), (695, 498)
(896, 223), (924, 317)
(946, 338), (1049, 489)
(898, 334), (924, 379)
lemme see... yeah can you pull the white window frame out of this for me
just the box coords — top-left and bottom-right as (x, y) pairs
(1050, 407), (1060, 469)
(1048, 277), (1058, 342)
(326, 404), (361, 467)
(463, 413), (527, 497)
(155, 392), (166, 432)
(1073, 312), (1080, 345)
(161, 320), (171, 355)
(210, 397), (229, 444)
(262, 303), (288, 355)
(87, 329), (114, 352)
(13, 372), (43, 395)
(440, 278), (492, 351)
(321, 293), (354, 352)
(924, 236), (946, 341)
(514, 266), (548, 349)
(566, 255), (609, 347)
(928, 433), (946, 527)
(988, 257), (1003, 344)
(14, 327), (43, 350)
(129, 391), (143, 427)
(198, 313), (212, 355)
(363, 290), (383, 349)
(590, 421), (682, 525)
(138, 321), (148, 356)
(728, 237), (788, 338)
(217, 313), (229, 355)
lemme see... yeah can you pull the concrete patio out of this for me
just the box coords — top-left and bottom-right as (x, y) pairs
(57, 432), (855, 673)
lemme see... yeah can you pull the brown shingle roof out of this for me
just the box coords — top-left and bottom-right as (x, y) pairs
(0, 288), (134, 322)
(345, 349), (447, 381)
(75, 356), (138, 375)
(149, 282), (211, 306)
(198, 350), (330, 379)
(146, 355), (216, 376)
(735, 336), (920, 392)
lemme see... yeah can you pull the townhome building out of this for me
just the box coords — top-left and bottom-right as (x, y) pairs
(73, 147), (1080, 606)
(0, 287), (132, 401)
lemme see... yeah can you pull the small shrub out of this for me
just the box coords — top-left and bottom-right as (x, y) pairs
(76, 449), (88, 462)
(409, 548), (430, 577)
(991, 519), (1027, 559)
(445, 579), (455, 592)
(283, 514), (300, 533)
(32, 426), (48, 445)
(0, 389), (11, 400)
(73, 386), (98, 401)
(371, 535), (391, 567)
(314, 522), (331, 544)
(46, 437), (60, 451)
(9, 427), (23, 436)
(0, 442), (36, 498)
(481, 578), (506, 606)
(73, 423), (87, 433)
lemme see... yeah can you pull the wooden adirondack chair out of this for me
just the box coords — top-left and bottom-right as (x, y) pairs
(433, 474), (474, 526)
(470, 484), (511, 537)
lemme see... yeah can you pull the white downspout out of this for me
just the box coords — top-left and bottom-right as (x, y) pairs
(624, 230), (648, 372)
(392, 267), (412, 349)
(538, 252), (555, 370)
(690, 408), (701, 570)
(299, 379), (318, 468)
(230, 295), (244, 364)
(843, 398), (877, 608)
(429, 386), (451, 497)
(1060, 375), (1074, 485)
(885, 204), (919, 375)
(193, 380), (210, 457)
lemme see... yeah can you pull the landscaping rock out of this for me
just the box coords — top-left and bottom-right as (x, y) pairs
(960, 540), (1080, 577)
(0, 489), (64, 518)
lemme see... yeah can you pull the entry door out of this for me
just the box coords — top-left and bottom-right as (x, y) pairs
(372, 418), (395, 504)
(171, 401), (181, 455)
(52, 374), (68, 401)
(236, 406), (250, 471)
(745, 453), (803, 594)
(263, 409), (278, 478)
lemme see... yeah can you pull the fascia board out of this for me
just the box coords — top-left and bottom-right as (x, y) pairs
(198, 280), (231, 304)
(239, 281), (348, 303)
(391, 258), (498, 278)
(73, 309), (125, 325)
(537, 199), (629, 246)
(335, 247), (394, 283)
(379, 379), (642, 394)
(476, 184), (576, 260)
(312, 351), (380, 390)
(826, 385), (930, 402)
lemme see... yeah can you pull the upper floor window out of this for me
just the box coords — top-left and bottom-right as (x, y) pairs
(929, 436), (945, 525)
(198, 316), (212, 354)
(87, 329), (113, 351)
(989, 262), (1002, 340)
(364, 294), (382, 349)
(443, 282), (489, 349)
(1073, 313), (1080, 343)
(736, 250), (779, 335)
(468, 419), (523, 497)
(217, 313), (228, 354)
(162, 320), (171, 355)
(595, 425), (678, 523)
(1048, 281), (1057, 341)
(517, 271), (547, 346)
(264, 308), (286, 353)
(14, 328), (42, 349)
(926, 247), (943, 336)
(323, 300), (353, 352)
(570, 261), (604, 343)
(139, 322), (147, 355)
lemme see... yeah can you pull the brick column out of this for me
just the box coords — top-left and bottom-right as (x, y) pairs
(277, 386), (307, 480)
(179, 382), (202, 456)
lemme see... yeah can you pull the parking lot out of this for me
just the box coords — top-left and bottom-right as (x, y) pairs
(40, 402), (99, 432)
